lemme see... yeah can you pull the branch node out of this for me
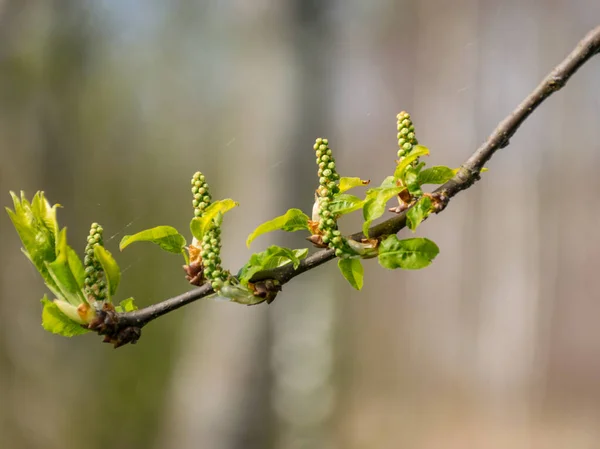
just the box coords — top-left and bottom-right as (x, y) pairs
(249, 279), (282, 304)
(88, 303), (142, 348)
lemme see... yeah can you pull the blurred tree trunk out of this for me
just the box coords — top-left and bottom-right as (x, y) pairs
(267, 1), (338, 448)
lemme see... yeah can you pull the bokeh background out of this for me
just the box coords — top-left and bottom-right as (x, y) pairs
(1, 1), (600, 448)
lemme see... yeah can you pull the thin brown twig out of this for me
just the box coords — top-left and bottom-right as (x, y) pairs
(114, 24), (600, 341)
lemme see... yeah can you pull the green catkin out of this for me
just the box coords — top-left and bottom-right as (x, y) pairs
(200, 222), (229, 291)
(191, 171), (212, 217)
(396, 111), (418, 159)
(190, 172), (229, 291)
(313, 137), (347, 258)
(84, 222), (107, 302)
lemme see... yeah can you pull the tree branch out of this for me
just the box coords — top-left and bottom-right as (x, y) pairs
(112, 25), (600, 344)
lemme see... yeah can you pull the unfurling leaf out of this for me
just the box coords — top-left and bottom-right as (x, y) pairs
(41, 296), (90, 337)
(417, 166), (457, 185)
(362, 186), (403, 236)
(115, 297), (138, 313)
(246, 208), (310, 247)
(190, 199), (238, 241)
(338, 258), (364, 290)
(378, 236), (439, 270)
(339, 177), (370, 193)
(6, 191), (61, 293)
(94, 245), (121, 298)
(67, 246), (85, 289)
(46, 229), (86, 306)
(393, 145), (429, 179)
(120, 226), (187, 254)
(238, 245), (308, 283)
(329, 194), (364, 216)
(406, 196), (433, 231)
(404, 163), (424, 196)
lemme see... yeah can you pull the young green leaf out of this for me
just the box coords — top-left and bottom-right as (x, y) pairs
(6, 191), (60, 292)
(67, 246), (85, 288)
(246, 208), (310, 248)
(417, 166), (457, 185)
(393, 145), (429, 179)
(339, 177), (370, 193)
(406, 196), (433, 231)
(238, 245), (308, 283)
(378, 236), (439, 270)
(115, 297), (138, 313)
(190, 199), (239, 241)
(31, 191), (60, 239)
(338, 258), (364, 290)
(46, 229), (86, 306)
(404, 164), (424, 196)
(120, 226), (186, 254)
(41, 296), (89, 337)
(329, 194), (364, 216)
(380, 176), (398, 188)
(362, 186), (403, 236)
(94, 245), (121, 298)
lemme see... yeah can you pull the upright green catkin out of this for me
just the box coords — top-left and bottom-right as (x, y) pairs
(199, 221), (229, 292)
(313, 137), (347, 257)
(191, 171), (212, 217)
(397, 111), (418, 159)
(84, 222), (107, 303)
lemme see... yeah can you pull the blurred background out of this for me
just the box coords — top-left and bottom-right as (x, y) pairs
(1, 1), (600, 448)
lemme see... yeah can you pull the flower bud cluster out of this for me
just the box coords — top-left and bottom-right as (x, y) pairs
(199, 223), (229, 292)
(397, 111), (418, 159)
(189, 171), (230, 291)
(84, 222), (107, 302)
(314, 137), (347, 257)
(191, 171), (212, 217)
